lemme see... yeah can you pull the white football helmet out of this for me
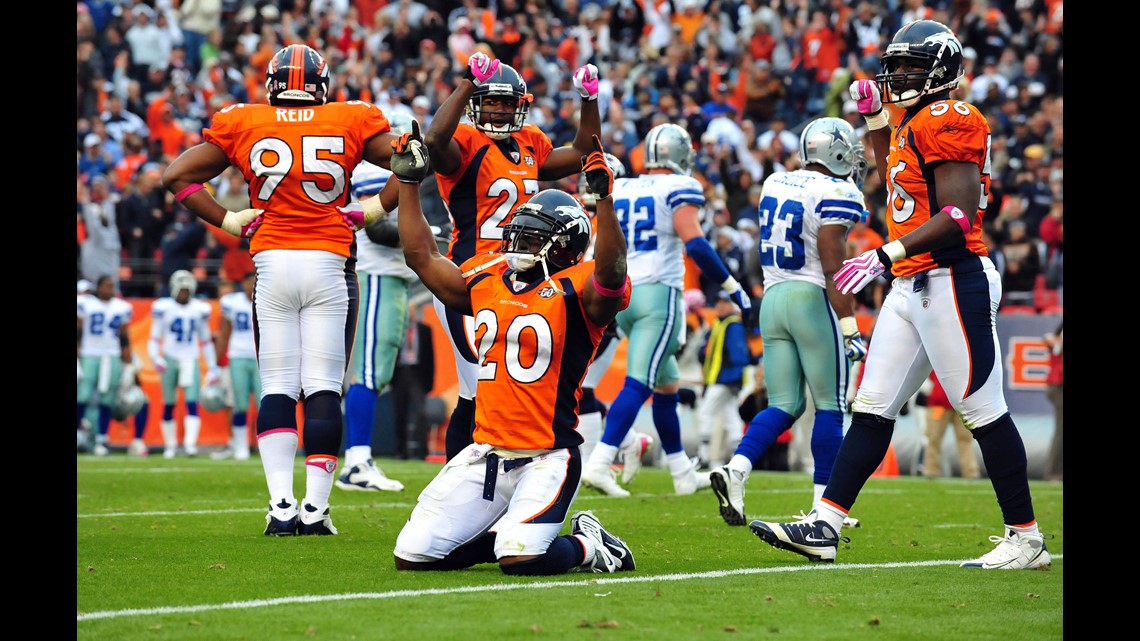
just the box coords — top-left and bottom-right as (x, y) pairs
(644, 123), (695, 175)
(199, 380), (228, 412)
(799, 117), (859, 178)
(169, 269), (197, 298)
(112, 384), (146, 421)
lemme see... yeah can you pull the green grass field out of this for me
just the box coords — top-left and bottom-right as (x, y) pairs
(77, 456), (1062, 640)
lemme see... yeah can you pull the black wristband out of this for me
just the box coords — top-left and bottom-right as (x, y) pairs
(462, 66), (476, 83)
(875, 247), (893, 267)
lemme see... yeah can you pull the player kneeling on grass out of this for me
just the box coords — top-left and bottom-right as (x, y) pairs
(390, 127), (635, 575)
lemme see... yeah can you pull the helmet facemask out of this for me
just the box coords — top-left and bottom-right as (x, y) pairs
(877, 21), (964, 108)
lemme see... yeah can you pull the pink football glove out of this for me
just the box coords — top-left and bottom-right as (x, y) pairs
(153, 356), (167, 374)
(573, 64), (600, 101)
(337, 202), (367, 230)
(465, 52), (500, 85)
(848, 79), (883, 116)
(833, 247), (890, 295)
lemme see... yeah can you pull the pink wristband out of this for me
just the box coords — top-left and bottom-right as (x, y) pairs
(943, 205), (971, 235)
(174, 183), (205, 202)
(591, 274), (628, 298)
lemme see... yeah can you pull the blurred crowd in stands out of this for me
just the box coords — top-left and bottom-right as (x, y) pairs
(77, 0), (1062, 313)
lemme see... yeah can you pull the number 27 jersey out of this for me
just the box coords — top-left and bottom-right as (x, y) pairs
(435, 123), (553, 265)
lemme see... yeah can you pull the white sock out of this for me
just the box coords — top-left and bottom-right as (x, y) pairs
(303, 455), (338, 514)
(160, 420), (177, 449)
(586, 443), (619, 470)
(728, 454), (753, 477)
(814, 501), (847, 531)
(183, 415), (201, 448)
(259, 431), (299, 505)
(666, 451), (692, 477)
(345, 445), (371, 469)
(812, 483), (826, 506)
(618, 428), (638, 449)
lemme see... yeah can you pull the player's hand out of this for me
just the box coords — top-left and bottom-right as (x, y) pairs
(77, 358), (84, 382)
(849, 79), (883, 116)
(464, 52), (500, 86)
(729, 289), (754, 324)
(153, 356), (167, 374)
(834, 247), (891, 295)
(390, 119), (431, 183)
(581, 135), (613, 199)
(573, 64), (601, 101)
(844, 333), (867, 362)
(220, 208), (265, 238)
(205, 368), (221, 387)
(682, 288), (706, 313)
(337, 202), (367, 230)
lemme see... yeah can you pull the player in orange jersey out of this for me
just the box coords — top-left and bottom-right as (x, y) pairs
(422, 53), (603, 460)
(391, 129), (636, 576)
(163, 44), (417, 537)
(750, 21), (1049, 571)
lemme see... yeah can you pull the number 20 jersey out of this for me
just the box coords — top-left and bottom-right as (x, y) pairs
(459, 259), (631, 451)
(435, 123), (554, 265)
(202, 101), (392, 259)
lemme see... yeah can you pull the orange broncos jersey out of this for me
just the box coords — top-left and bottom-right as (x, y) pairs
(460, 258), (631, 451)
(203, 101), (391, 258)
(436, 123), (554, 265)
(885, 99), (991, 277)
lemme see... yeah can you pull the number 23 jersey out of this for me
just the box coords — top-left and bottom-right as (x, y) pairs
(459, 259), (631, 451)
(203, 101), (392, 259)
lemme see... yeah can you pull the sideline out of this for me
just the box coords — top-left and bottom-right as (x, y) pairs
(77, 555), (1063, 622)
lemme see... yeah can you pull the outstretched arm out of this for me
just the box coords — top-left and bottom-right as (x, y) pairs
(540, 65), (603, 180)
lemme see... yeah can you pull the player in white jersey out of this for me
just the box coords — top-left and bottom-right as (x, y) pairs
(212, 270), (260, 461)
(581, 123), (751, 497)
(77, 275), (134, 455)
(710, 117), (868, 527)
(148, 270), (219, 458)
(337, 155), (414, 492)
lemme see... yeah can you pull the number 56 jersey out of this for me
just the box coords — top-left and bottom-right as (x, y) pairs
(459, 259), (631, 452)
(202, 101), (392, 259)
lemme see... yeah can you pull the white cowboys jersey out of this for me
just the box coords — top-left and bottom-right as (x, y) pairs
(611, 173), (706, 289)
(219, 291), (257, 360)
(352, 163), (416, 280)
(758, 169), (865, 289)
(77, 295), (133, 357)
(149, 297), (214, 361)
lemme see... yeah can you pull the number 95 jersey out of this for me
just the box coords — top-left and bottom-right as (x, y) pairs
(203, 101), (392, 259)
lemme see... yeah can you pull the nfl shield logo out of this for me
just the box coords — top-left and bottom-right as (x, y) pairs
(511, 151), (520, 163)
(512, 280), (527, 292)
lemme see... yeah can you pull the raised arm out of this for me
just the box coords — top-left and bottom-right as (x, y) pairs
(392, 121), (473, 315)
(580, 136), (628, 327)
